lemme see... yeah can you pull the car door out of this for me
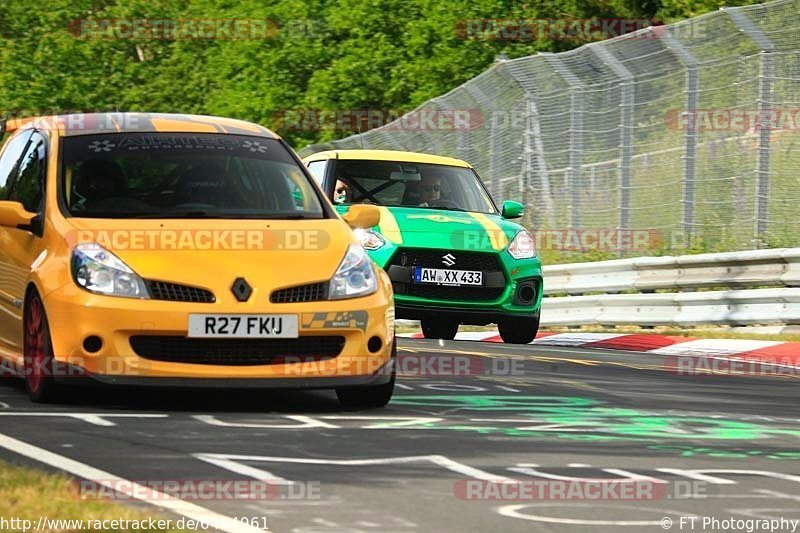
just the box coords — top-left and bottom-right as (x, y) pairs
(0, 130), (47, 357)
(0, 130), (34, 357)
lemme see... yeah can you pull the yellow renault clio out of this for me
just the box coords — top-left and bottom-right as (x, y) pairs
(0, 113), (395, 407)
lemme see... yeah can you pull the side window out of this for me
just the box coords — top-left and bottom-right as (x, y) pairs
(307, 160), (327, 185)
(8, 131), (47, 212)
(0, 131), (33, 200)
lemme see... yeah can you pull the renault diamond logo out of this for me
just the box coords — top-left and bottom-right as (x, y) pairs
(231, 278), (253, 302)
(442, 253), (456, 267)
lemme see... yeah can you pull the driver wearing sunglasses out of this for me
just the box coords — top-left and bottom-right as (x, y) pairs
(334, 180), (352, 204)
(417, 175), (442, 207)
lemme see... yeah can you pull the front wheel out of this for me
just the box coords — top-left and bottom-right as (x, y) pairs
(421, 318), (459, 340)
(336, 339), (396, 409)
(498, 313), (540, 344)
(23, 291), (61, 403)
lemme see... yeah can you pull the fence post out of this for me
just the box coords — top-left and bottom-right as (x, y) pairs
(519, 91), (556, 228)
(724, 7), (775, 247)
(659, 29), (699, 240)
(590, 45), (635, 242)
(464, 82), (505, 202)
(543, 54), (584, 229)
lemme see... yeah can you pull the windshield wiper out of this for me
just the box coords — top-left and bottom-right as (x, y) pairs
(416, 205), (469, 212)
(126, 211), (229, 219)
(71, 211), (319, 220)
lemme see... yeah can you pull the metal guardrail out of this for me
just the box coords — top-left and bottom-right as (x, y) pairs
(541, 288), (800, 327)
(544, 248), (800, 295)
(542, 248), (800, 326)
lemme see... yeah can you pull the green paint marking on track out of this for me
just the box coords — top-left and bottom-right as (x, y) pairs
(648, 445), (800, 460)
(392, 396), (800, 442)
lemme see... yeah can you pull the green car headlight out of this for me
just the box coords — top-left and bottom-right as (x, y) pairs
(507, 230), (536, 259)
(354, 228), (386, 251)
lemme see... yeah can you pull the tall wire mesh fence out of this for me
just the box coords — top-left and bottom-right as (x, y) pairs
(302, 0), (800, 258)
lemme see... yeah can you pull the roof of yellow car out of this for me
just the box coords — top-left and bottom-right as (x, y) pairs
(3, 113), (278, 138)
(306, 149), (472, 168)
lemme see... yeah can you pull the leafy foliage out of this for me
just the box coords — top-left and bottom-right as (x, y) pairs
(0, 0), (755, 150)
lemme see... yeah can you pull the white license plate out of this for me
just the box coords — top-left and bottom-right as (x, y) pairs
(413, 267), (483, 286)
(188, 314), (299, 338)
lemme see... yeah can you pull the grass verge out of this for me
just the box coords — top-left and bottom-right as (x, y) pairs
(0, 461), (192, 532)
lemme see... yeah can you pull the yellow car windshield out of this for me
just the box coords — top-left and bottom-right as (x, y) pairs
(60, 133), (325, 219)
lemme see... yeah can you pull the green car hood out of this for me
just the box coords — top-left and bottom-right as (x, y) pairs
(337, 205), (522, 252)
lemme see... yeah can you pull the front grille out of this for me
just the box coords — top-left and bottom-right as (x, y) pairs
(388, 248), (502, 271)
(388, 248), (506, 301)
(146, 280), (215, 303)
(130, 336), (345, 366)
(271, 282), (328, 303)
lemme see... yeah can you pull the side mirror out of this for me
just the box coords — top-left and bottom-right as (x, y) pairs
(0, 201), (39, 235)
(342, 204), (381, 229)
(501, 200), (524, 219)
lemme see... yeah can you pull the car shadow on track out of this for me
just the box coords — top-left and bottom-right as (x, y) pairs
(0, 378), (390, 413)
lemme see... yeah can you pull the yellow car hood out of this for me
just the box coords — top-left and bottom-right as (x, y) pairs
(65, 218), (355, 296)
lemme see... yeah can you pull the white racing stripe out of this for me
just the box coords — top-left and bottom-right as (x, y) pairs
(0, 432), (267, 533)
(447, 332), (500, 341)
(531, 333), (626, 346)
(399, 332), (794, 361)
(648, 339), (784, 356)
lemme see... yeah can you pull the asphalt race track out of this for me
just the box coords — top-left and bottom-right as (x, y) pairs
(1, 337), (800, 533)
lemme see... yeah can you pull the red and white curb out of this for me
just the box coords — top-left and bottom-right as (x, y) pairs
(400, 331), (800, 366)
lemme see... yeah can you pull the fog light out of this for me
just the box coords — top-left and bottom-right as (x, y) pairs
(513, 280), (538, 306)
(368, 336), (383, 353)
(518, 285), (536, 303)
(83, 336), (103, 353)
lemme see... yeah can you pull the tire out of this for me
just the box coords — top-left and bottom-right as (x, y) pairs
(336, 339), (396, 409)
(23, 291), (61, 403)
(498, 313), (540, 344)
(421, 318), (458, 340)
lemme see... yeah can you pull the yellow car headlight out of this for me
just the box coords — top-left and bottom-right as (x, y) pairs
(71, 243), (149, 298)
(329, 244), (378, 300)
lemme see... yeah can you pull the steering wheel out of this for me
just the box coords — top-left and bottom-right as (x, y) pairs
(428, 199), (461, 209)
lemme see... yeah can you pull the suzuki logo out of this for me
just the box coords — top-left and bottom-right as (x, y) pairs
(442, 253), (456, 267)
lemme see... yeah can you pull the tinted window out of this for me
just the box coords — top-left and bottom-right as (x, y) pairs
(0, 131), (33, 200)
(8, 131), (46, 212)
(60, 133), (326, 219)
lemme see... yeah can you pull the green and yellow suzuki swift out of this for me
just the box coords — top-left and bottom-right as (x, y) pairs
(303, 150), (542, 343)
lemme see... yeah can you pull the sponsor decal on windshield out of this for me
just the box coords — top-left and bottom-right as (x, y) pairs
(84, 135), (269, 153)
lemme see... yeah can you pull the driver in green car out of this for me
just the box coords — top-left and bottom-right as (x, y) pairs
(412, 175), (442, 207)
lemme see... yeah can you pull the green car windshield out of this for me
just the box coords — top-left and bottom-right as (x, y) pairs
(334, 160), (497, 214)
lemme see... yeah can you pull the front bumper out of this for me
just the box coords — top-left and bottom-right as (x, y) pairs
(386, 264), (542, 324)
(43, 282), (394, 383)
(396, 304), (540, 324)
(77, 360), (395, 388)
(374, 246), (543, 324)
